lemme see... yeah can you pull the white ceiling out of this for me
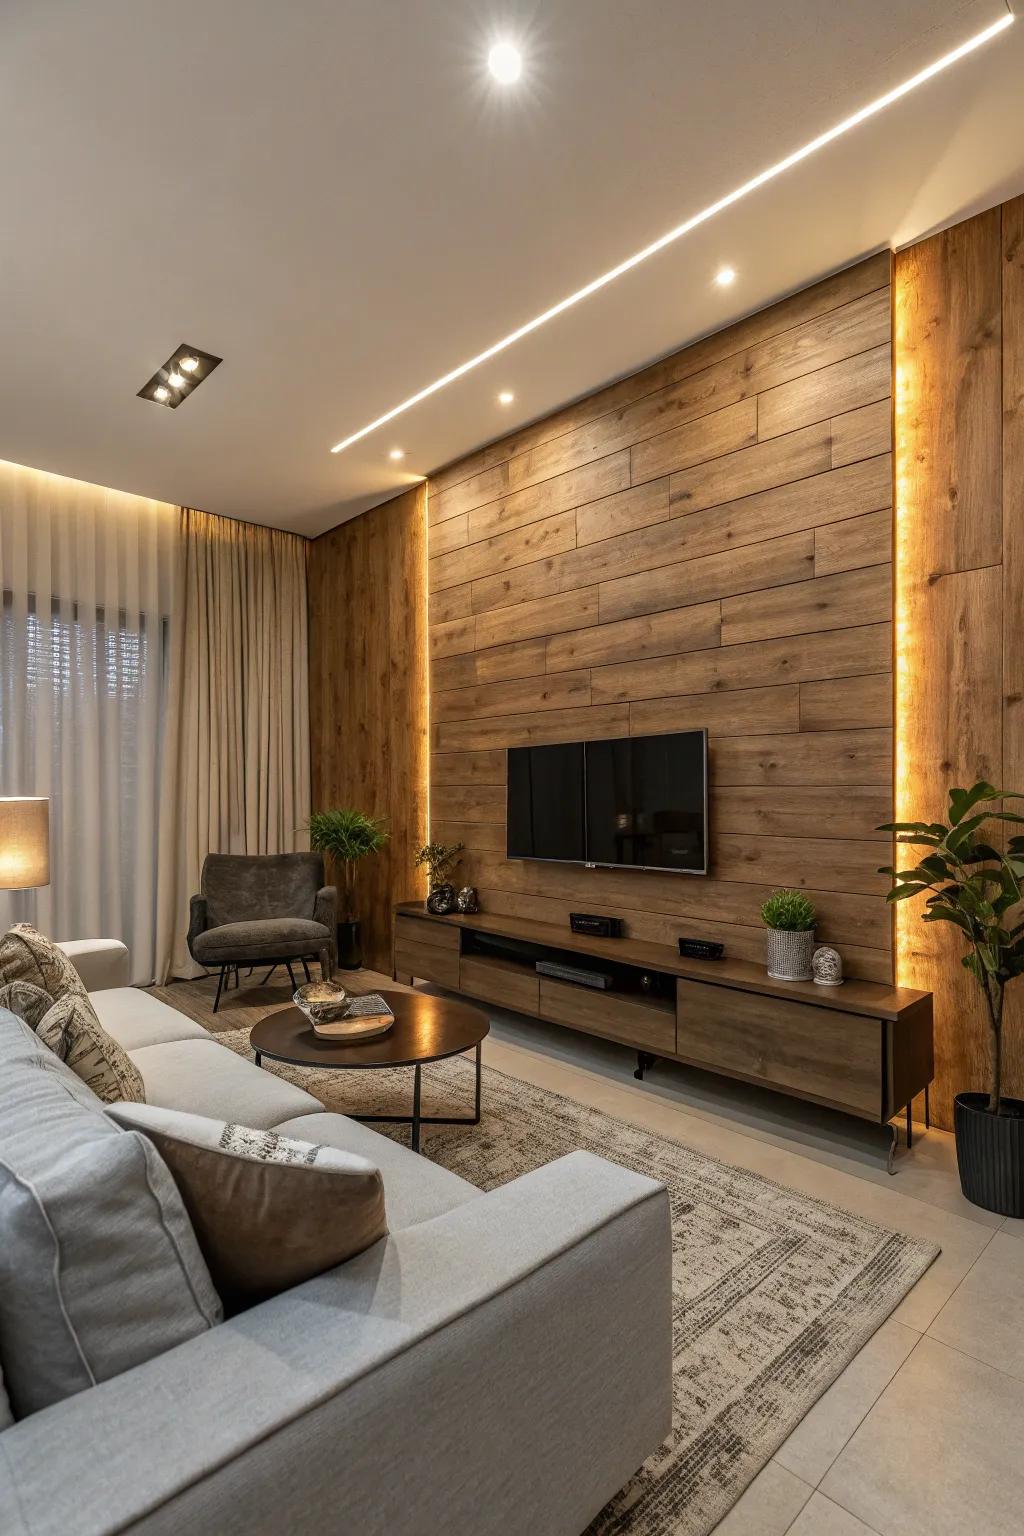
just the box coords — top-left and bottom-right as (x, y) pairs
(1, 0), (1021, 537)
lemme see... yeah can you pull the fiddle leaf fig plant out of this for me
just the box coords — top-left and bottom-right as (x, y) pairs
(307, 809), (389, 921)
(879, 781), (1024, 1115)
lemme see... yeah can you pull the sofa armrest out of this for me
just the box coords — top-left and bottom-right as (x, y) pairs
(0, 1151), (672, 1536)
(185, 895), (207, 962)
(57, 939), (130, 992)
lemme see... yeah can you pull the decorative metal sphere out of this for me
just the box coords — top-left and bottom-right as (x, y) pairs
(426, 883), (457, 915)
(811, 945), (844, 986)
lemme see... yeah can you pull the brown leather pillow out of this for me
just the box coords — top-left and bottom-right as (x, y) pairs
(106, 1103), (388, 1310)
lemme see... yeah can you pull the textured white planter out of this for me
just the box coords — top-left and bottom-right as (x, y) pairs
(765, 927), (816, 982)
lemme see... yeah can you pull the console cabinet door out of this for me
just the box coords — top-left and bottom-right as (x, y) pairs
(675, 978), (881, 1119)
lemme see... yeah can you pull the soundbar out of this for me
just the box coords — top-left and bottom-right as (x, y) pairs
(569, 912), (623, 939)
(536, 959), (614, 990)
(678, 937), (725, 961)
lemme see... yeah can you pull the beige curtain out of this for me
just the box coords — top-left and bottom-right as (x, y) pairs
(156, 509), (311, 980)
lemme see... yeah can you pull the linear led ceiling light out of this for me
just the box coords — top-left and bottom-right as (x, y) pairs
(330, 12), (1013, 455)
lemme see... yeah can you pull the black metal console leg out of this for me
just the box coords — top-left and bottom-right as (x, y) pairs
(634, 1051), (657, 1082)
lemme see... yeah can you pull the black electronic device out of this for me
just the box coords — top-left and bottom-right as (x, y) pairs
(535, 959), (614, 990)
(569, 912), (623, 939)
(677, 937), (725, 961)
(506, 729), (708, 874)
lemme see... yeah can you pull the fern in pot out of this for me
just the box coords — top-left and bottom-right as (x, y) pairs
(760, 889), (816, 981)
(879, 781), (1024, 1217)
(307, 809), (389, 970)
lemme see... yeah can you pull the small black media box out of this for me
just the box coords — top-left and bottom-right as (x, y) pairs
(678, 936), (725, 961)
(570, 912), (623, 939)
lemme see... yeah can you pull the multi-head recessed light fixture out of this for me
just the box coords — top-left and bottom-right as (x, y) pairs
(330, 12), (1012, 457)
(138, 344), (222, 409)
(714, 266), (737, 287)
(488, 41), (522, 84)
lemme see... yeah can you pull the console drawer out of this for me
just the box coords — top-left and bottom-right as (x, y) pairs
(395, 914), (459, 951)
(460, 954), (539, 1014)
(675, 977), (880, 1118)
(539, 978), (675, 1053)
(393, 938), (460, 989)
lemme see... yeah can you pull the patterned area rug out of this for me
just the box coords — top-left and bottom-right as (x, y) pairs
(203, 1013), (939, 1536)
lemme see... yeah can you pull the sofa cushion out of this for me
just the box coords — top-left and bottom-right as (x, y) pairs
(191, 917), (331, 963)
(91, 986), (211, 1051)
(0, 924), (87, 1004)
(273, 1111), (481, 1232)
(36, 992), (146, 1105)
(0, 1010), (221, 1419)
(107, 1104), (388, 1310)
(130, 1039), (323, 1127)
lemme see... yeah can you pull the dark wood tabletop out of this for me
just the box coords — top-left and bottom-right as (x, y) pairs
(249, 990), (489, 1070)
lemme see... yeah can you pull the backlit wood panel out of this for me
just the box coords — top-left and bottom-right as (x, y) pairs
(308, 485), (428, 972)
(426, 254), (895, 986)
(893, 196), (1024, 1129)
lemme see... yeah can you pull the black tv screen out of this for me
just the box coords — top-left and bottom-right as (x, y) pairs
(506, 730), (707, 874)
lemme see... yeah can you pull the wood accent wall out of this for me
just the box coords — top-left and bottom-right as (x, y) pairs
(427, 254), (895, 984)
(308, 484), (428, 971)
(894, 195), (1024, 1129)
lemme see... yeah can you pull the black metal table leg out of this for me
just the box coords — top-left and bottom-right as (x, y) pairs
(254, 1050), (262, 1068)
(473, 1040), (482, 1124)
(411, 1064), (422, 1153)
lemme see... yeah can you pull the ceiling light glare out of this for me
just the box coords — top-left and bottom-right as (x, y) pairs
(389, 448), (405, 461)
(168, 371), (186, 388)
(715, 266), (737, 287)
(498, 390), (515, 405)
(179, 355), (200, 373)
(331, 12), (1013, 455)
(153, 385), (170, 402)
(488, 41), (522, 84)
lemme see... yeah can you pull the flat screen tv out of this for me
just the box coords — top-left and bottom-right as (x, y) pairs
(506, 729), (708, 875)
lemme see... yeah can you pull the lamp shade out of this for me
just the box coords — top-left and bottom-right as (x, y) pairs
(0, 798), (50, 890)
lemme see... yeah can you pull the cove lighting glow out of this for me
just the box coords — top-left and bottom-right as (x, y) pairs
(330, 13), (1012, 456)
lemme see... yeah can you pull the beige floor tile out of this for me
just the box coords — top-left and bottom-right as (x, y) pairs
(928, 1230), (1024, 1379)
(774, 1319), (919, 1486)
(708, 1460), (812, 1535)
(1000, 1213), (1024, 1242)
(786, 1491), (883, 1535)
(821, 1336), (1024, 1536)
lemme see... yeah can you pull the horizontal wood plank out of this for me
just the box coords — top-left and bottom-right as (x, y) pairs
(428, 582), (473, 623)
(799, 672), (893, 731)
(598, 530), (814, 625)
(628, 683), (800, 738)
(430, 749), (507, 786)
(576, 478), (670, 545)
(429, 784), (506, 824)
(757, 343), (890, 440)
(433, 702), (629, 753)
(668, 422), (832, 514)
(715, 784), (891, 841)
(720, 564), (891, 645)
(431, 636), (547, 692)
(546, 602), (722, 673)
(433, 669), (592, 724)
(629, 398), (757, 485)
(468, 453), (630, 543)
(475, 586), (599, 648)
(831, 399), (892, 467)
(710, 727), (893, 785)
(430, 509), (576, 593)
(814, 509), (891, 576)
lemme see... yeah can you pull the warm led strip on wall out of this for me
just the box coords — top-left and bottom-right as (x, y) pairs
(330, 12), (1012, 457)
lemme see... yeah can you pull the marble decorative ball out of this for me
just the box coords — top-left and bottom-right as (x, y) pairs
(426, 882), (457, 915)
(812, 945), (844, 986)
(456, 886), (479, 914)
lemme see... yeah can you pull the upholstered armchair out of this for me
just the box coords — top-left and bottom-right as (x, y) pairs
(187, 853), (336, 1010)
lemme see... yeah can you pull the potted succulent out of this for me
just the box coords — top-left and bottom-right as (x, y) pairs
(307, 809), (389, 970)
(415, 841), (465, 915)
(760, 889), (816, 981)
(879, 781), (1024, 1217)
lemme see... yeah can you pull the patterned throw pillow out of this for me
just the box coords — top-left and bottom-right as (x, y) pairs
(36, 992), (146, 1105)
(0, 978), (53, 1031)
(106, 1103), (387, 1310)
(0, 923), (89, 1003)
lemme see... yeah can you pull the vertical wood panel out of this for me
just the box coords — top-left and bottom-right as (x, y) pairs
(308, 486), (428, 971)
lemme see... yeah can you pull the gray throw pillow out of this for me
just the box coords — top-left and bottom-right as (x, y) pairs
(0, 1010), (222, 1419)
(107, 1103), (388, 1311)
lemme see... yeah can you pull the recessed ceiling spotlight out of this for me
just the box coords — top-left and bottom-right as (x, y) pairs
(498, 390), (515, 405)
(488, 41), (522, 84)
(714, 266), (737, 287)
(139, 344), (222, 409)
(330, 12), (1013, 455)
(389, 448), (405, 461)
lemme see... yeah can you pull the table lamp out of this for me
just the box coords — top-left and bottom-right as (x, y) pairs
(0, 798), (50, 890)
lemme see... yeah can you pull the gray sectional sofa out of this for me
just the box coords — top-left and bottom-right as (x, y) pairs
(0, 941), (673, 1536)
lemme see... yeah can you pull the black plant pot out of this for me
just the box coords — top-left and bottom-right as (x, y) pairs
(954, 1092), (1024, 1217)
(336, 920), (363, 971)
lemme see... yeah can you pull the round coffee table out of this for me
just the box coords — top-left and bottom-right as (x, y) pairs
(249, 990), (489, 1153)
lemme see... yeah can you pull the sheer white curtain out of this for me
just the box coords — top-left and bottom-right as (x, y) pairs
(0, 458), (179, 983)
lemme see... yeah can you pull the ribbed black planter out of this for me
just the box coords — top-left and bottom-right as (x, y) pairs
(954, 1092), (1024, 1217)
(335, 920), (363, 971)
